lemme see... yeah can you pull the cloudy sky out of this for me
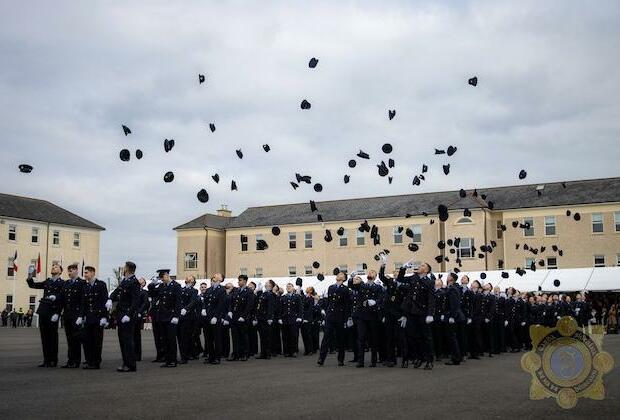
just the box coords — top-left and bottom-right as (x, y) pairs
(1, 1), (618, 280)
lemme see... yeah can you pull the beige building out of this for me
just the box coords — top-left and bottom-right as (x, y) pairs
(0, 193), (104, 312)
(175, 177), (620, 280)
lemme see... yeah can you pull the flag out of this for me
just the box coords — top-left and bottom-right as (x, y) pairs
(81, 258), (85, 277)
(37, 253), (42, 274)
(12, 250), (18, 272)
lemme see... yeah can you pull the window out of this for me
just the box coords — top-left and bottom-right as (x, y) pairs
(7, 257), (15, 277)
(457, 238), (474, 259)
(288, 232), (297, 249)
(31, 227), (39, 244)
(498, 260), (505, 270)
(288, 266), (297, 276)
(240, 235), (248, 251)
(73, 232), (80, 248)
(496, 221), (503, 239)
(184, 252), (198, 270)
(592, 213), (604, 233)
(338, 264), (348, 274)
(456, 217), (473, 224)
(339, 230), (348, 247)
(544, 216), (556, 236)
(304, 266), (313, 275)
(5, 295), (13, 311)
(393, 226), (403, 244)
(304, 232), (312, 249)
(410, 225), (422, 242)
(255, 234), (264, 251)
(52, 230), (60, 246)
(255, 267), (263, 278)
(29, 259), (37, 273)
(616, 255), (620, 267)
(523, 218), (534, 237)
(239, 267), (248, 276)
(8, 225), (16, 241)
(356, 263), (365, 272)
(547, 257), (558, 269)
(29, 296), (36, 312)
(615, 212), (620, 232)
(356, 230), (365, 246)
(525, 258), (536, 269)
(594, 255), (606, 267)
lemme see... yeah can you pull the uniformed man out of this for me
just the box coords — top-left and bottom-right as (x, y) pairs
(481, 282), (497, 357)
(493, 286), (506, 354)
(432, 279), (447, 361)
(134, 277), (150, 362)
(201, 274), (227, 364)
(26, 263), (65, 367)
(301, 286), (315, 355)
(148, 269), (181, 367)
(79, 266), (108, 369)
(378, 255), (408, 368)
(458, 275), (473, 361)
(350, 272), (382, 368)
(178, 275), (200, 364)
(279, 283), (303, 357)
(247, 281), (260, 357)
(108, 261), (141, 372)
(227, 274), (254, 361)
(317, 272), (351, 366)
(61, 263), (84, 368)
(470, 280), (484, 360)
(256, 279), (276, 359)
(221, 282), (234, 358)
(444, 273), (464, 365)
(505, 287), (521, 352)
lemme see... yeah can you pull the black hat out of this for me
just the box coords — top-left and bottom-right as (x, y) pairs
(552, 245), (558, 252)
(373, 234), (381, 245)
(317, 273), (325, 281)
(271, 226), (281, 236)
(388, 109), (396, 120)
(517, 267), (526, 276)
(382, 143), (393, 154)
(156, 269), (170, 277)
(518, 169), (527, 180)
(429, 219), (435, 225)
(491, 240), (497, 248)
(463, 208), (472, 217)
(362, 263), (368, 270)
(231, 180), (238, 191)
(512, 221), (519, 228)
(164, 138), (175, 153)
(348, 159), (357, 168)
(538, 259), (545, 267)
(412, 176), (420, 186)
(209, 123), (216, 132)
(373, 254), (381, 261)
(337, 227), (345, 236)
(500, 224), (507, 231)
(480, 272), (487, 280)
(447, 146), (457, 157)
(119, 149), (131, 162)
(357, 150), (370, 159)
(397, 226), (404, 233)
(501, 271), (509, 279)
(301, 99), (311, 110)
(487, 201), (495, 210)
(388, 176), (393, 184)
(377, 161), (389, 177)
(236, 149), (243, 159)
(263, 144), (270, 152)
(122, 125), (131, 136)
(324, 230), (332, 242)
(438, 204), (449, 222)
(388, 159), (395, 169)
(405, 228), (413, 238)
(566, 210), (571, 216)
(459, 189), (466, 198)
(256, 239), (268, 250)
(310, 200), (317, 212)
(437, 240), (445, 249)
(317, 214), (323, 222)
(515, 244), (520, 250)
(442, 164), (450, 175)
(296, 173), (312, 184)
(468, 76), (478, 87)
(434, 149), (445, 155)
(18, 164), (33, 173)
(314, 183), (323, 192)
(540, 246), (546, 252)
(308, 57), (319, 68)
(312, 261), (320, 269)
(449, 248), (456, 254)
(163, 171), (174, 183)
(434, 255), (443, 263)
(408, 243), (419, 252)
(558, 249), (564, 257)
(573, 213), (581, 221)
(344, 175), (350, 184)
(422, 164), (428, 173)
(240, 234), (247, 243)
(447, 239), (453, 246)
(296, 277), (303, 287)
(212, 174), (220, 183)
(553, 279), (560, 287)
(290, 182), (299, 190)
(481, 194), (487, 200)
(360, 220), (370, 232)
(135, 149), (143, 159)
(197, 189), (209, 203)
(199, 74), (205, 84)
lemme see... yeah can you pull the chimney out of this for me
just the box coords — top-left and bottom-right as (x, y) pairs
(217, 204), (232, 217)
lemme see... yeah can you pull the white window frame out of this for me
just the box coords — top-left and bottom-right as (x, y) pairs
(288, 266), (297, 276)
(593, 255), (606, 268)
(29, 295), (36, 312)
(52, 230), (60, 246)
(393, 226), (403, 244)
(457, 238), (474, 259)
(525, 258), (536, 269)
(73, 232), (80, 248)
(455, 217), (473, 225)
(615, 212), (620, 232)
(255, 234), (265, 251)
(356, 230), (365, 246)
(338, 264), (348, 273)
(592, 213), (604, 234)
(544, 216), (556, 236)
(356, 263), (365, 272)
(7, 257), (15, 278)
(184, 252), (198, 270)
(304, 265), (313, 275)
(5, 295), (13, 311)
(410, 225), (422, 243)
(304, 232), (313, 249)
(339, 230), (348, 247)
(288, 232), (297, 249)
(8, 225), (16, 242)
(240, 235), (248, 252)
(239, 267), (248, 276)
(255, 267), (263, 278)
(31, 227), (39, 244)
(523, 217), (534, 237)
(547, 257), (558, 269)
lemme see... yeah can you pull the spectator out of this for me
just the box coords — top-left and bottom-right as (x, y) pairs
(26, 308), (34, 327)
(1, 308), (8, 327)
(9, 309), (18, 328)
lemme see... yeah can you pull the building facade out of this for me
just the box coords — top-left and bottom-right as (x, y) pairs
(175, 177), (620, 280)
(0, 193), (104, 312)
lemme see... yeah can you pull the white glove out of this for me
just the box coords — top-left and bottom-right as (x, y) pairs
(575, 308), (580, 313)
(99, 318), (107, 327)
(590, 318), (596, 323)
(346, 318), (354, 328)
(51, 314), (59, 322)
(556, 316), (561, 320)
(210, 317), (217, 325)
(267, 319), (273, 325)
(380, 253), (388, 264)
(349, 271), (357, 278)
(252, 320), (258, 326)
(484, 318), (490, 324)
(238, 317), (245, 323)
(105, 299), (112, 310)
(440, 315), (445, 321)
(504, 320), (508, 327)
(278, 319), (283, 325)
(321, 309), (326, 317)
(222, 320), (229, 326)
(257, 283), (263, 292)
(48, 294), (57, 302)
(75, 317), (83, 326)
(398, 316), (407, 328)
(382, 317), (386, 323)
(521, 321), (526, 326)
(180, 308), (187, 316)
(296, 318), (302, 323)
(201, 309), (207, 316)
(321, 320), (325, 326)
(303, 319), (309, 323)
(467, 318), (472, 325)
(121, 315), (130, 324)
(449, 317), (455, 324)
(137, 314), (142, 319)
(367, 299), (376, 307)
(171, 317), (179, 325)
(295, 285), (301, 293)
(425, 316), (434, 324)
(403, 262), (413, 269)
(227, 311), (233, 319)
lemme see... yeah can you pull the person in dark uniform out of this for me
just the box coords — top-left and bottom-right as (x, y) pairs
(318, 272), (351, 366)
(178, 275), (200, 364)
(61, 263), (85, 368)
(400, 262), (435, 370)
(378, 255), (408, 368)
(228, 274), (254, 361)
(444, 273), (464, 365)
(279, 283), (303, 357)
(271, 285), (283, 356)
(108, 261), (141, 372)
(481, 283), (497, 357)
(458, 275), (473, 361)
(493, 286), (506, 354)
(221, 282), (234, 358)
(148, 269), (182, 367)
(349, 272), (382, 368)
(310, 293), (322, 354)
(256, 279), (276, 359)
(506, 287), (520, 352)
(470, 280), (484, 360)
(301, 286), (316, 355)
(432, 279), (447, 361)
(201, 274), (227, 364)
(27, 263), (65, 367)
(247, 281), (260, 357)
(134, 277), (150, 362)
(80, 266), (108, 369)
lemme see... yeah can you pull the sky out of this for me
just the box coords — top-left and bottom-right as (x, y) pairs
(1, 1), (619, 281)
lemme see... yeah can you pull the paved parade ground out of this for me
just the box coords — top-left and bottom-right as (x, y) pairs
(0, 328), (619, 419)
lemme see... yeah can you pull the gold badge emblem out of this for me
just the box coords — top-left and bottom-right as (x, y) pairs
(521, 316), (614, 409)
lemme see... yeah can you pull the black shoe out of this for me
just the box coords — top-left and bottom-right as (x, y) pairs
(445, 361), (460, 366)
(338, 361), (345, 367)
(317, 359), (324, 366)
(239, 356), (248, 361)
(38, 362), (50, 368)
(356, 362), (364, 368)
(117, 366), (136, 372)
(469, 356), (480, 360)
(151, 359), (164, 363)
(160, 363), (177, 368)
(386, 361), (395, 368)
(83, 364), (100, 369)
(423, 362), (433, 370)
(369, 362), (377, 367)
(226, 357), (238, 362)
(413, 359), (422, 369)
(61, 363), (78, 369)
(178, 359), (188, 364)
(348, 359), (358, 363)
(401, 360), (409, 368)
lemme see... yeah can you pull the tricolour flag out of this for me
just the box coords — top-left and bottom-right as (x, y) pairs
(12, 250), (18, 272)
(37, 253), (42, 274)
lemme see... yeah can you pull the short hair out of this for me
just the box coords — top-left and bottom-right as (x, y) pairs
(472, 280), (482, 289)
(200, 282), (208, 287)
(52, 263), (63, 271)
(238, 274), (248, 282)
(125, 261), (136, 273)
(448, 273), (458, 282)
(267, 279), (276, 288)
(249, 281), (256, 288)
(423, 262), (432, 272)
(84, 266), (96, 273)
(67, 263), (79, 271)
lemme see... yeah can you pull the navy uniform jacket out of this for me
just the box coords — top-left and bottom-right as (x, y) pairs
(472, 292), (485, 321)
(378, 266), (406, 318)
(400, 273), (435, 317)
(323, 283), (351, 323)
(63, 278), (85, 320)
(481, 293), (497, 321)
(495, 295), (506, 322)
(256, 290), (275, 321)
(27, 276), (65, 317)
(148, 280), (182, 322)
(179, 286), (200, 320)
(506, 298), (520, 323)
(138, 290), (150, 319)
(230, 287), (254, 320)
(446, 284), (465, 322)
(461, 287), (474, 320)
(302, 295), (314, 322)
(527, 302), (537, 324)
(433, 288), (446, 322)
(280, 293), (303, 325)
(517, 298), (528, 324)
(110, 275), (141, 320)
(201, 285), (227, 320)
(349, 281), (383, 321)
(80, 279), (109, 324)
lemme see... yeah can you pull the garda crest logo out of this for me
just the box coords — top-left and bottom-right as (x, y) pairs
(521, 316), (614, 409)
